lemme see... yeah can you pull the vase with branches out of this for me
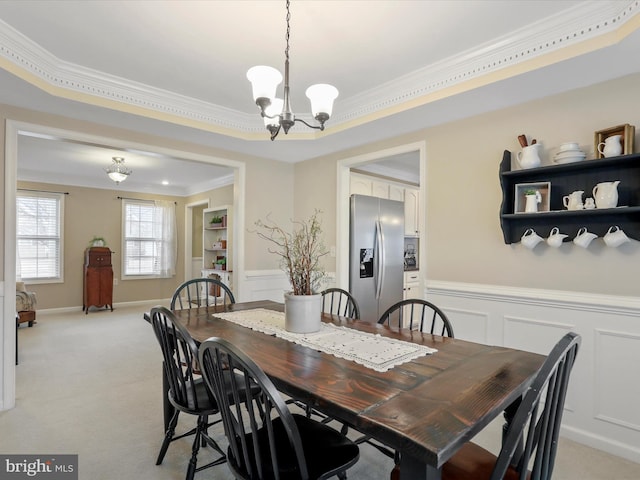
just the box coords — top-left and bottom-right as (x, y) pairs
(254, 209), (328, 295)
(254, 210), (329, 332)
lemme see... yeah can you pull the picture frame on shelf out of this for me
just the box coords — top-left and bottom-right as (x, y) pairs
(594, 124), (635, 159)
(514, 182), (551, 214)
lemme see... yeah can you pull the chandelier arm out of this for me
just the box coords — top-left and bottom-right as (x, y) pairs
(294, 118), (324, 131)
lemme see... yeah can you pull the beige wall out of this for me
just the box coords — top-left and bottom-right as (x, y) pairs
(293, 155), (339, 272)
(243, 159), (295, 271)
(191, 204), (205, 254)
(295, 73), (640, 296)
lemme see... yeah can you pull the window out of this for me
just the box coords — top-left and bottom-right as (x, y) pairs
(122, 199), (176, 278)
(16, 192), (64, 282)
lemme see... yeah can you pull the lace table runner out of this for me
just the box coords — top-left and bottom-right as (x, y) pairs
(213, 308), (437, 372)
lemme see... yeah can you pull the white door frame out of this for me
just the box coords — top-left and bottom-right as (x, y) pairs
(335, 141), (427, 289)
(184, 199), (210, 282)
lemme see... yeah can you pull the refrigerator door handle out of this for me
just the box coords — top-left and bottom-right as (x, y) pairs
(375, 220), (385, 299)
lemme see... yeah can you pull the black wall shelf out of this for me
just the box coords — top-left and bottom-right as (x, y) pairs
(499, 150), (640, 244)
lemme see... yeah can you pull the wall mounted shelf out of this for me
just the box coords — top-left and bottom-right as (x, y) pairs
(499, 150), (640, 244)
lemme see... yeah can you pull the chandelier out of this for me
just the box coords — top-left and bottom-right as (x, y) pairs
(105, 156), (131, 184)
(246, 0), (338, 141)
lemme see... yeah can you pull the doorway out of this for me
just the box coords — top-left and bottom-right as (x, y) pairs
(335, 141), (427, 289)
(2, 119), (246, 410)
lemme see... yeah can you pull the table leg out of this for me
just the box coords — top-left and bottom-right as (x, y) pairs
(503, 396), (523, 467)
(15, 315), (19, 365)
(400, 453), (441, 480)
(162, 362), (175, 431)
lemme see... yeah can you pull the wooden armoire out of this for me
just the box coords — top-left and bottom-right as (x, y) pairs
(83, 247), (113, 314)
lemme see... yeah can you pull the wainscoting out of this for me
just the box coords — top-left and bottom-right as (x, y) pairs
(242, 270), (336, 303)
(427, 280), (640, 465)
(236, 271), (640, 464)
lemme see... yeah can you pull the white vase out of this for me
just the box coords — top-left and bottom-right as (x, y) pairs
(284, 292), (322, 333)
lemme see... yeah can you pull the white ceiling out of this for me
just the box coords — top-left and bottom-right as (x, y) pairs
(1, 1), (639, 195)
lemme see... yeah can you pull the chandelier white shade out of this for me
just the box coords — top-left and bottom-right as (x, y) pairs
(247, 66), (283, 103)
(246, 0), (338, 140)
(105, 156), (131, 184)
(305, 84), (339, 119)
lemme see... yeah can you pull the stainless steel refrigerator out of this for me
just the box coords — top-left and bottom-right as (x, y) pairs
(349, 194), (404, 322)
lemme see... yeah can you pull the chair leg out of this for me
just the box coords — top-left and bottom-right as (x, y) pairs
(201, 415), (208, 448)
(186, 416), (205, 480)
(156, 410), (179, 465)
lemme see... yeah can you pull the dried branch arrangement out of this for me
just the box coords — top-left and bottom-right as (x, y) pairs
(254, 210), (328, 295)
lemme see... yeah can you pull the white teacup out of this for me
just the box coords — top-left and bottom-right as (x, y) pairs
(603, 226), (630, 247)
(547, 227), (568, 248)
(521, 228), (544, 249)
(573, 227), (597, 248)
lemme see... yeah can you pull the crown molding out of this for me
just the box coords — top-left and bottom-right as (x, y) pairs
(0, 1), (638, 137)
(332, 1), (639, 124)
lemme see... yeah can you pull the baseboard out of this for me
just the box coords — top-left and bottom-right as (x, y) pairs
(562, 424), (640, 464)
(38, 298), (170, 315)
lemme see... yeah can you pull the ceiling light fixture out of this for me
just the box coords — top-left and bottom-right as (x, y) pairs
(246, 0), (338, 141)
(105, 156), (132, 184)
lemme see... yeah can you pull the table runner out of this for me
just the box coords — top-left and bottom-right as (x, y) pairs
(212, 308), (437, 372)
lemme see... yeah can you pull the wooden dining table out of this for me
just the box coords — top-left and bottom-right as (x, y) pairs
(162, 300), (545, 480)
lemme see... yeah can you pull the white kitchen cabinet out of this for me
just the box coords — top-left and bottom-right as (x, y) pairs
(389, 184), (404, 201)
(404, 187), (419, 236)
(350, 173), (420, 237)
(372, 180), (390, 199)
(350, 175), (373, 196)
(402, 270), (422, 320)
(403, 270), (421, 299)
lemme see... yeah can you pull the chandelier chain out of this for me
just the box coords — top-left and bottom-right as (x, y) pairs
(285, 0), (290, 62)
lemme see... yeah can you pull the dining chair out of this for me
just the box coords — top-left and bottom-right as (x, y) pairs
(378, 298), (454, 337)
(171, 277), (235, 310)
(370, 298), (455, 467)
(149, 306), (227, 480)
(321, 288), (360, 319)
(198, 336), (361, 480)
(441, 331), (581, 480)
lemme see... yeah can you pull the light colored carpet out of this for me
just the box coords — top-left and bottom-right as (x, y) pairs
(3, 304), (639, 479)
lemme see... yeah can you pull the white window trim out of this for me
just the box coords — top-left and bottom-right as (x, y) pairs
(16, 190), (65, 285)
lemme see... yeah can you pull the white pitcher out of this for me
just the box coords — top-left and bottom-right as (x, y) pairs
(598, 135), (623, 158)
(562, 191), (584, 210)
(516, 144), (541, 170)
(524, 191), (542, 213)
(592, 181), (620, 209)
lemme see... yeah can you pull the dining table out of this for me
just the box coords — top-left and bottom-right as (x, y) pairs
(155, 299), (545, 480)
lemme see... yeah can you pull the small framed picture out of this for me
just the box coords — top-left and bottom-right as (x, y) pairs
(514, 182), (551, 214)
(594, 124), (635, 159)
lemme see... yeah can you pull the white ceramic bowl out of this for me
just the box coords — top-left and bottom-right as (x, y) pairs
(559, 142), (580, 152)
(555, 151), (585, 159)
(554, 155), (585, 164)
